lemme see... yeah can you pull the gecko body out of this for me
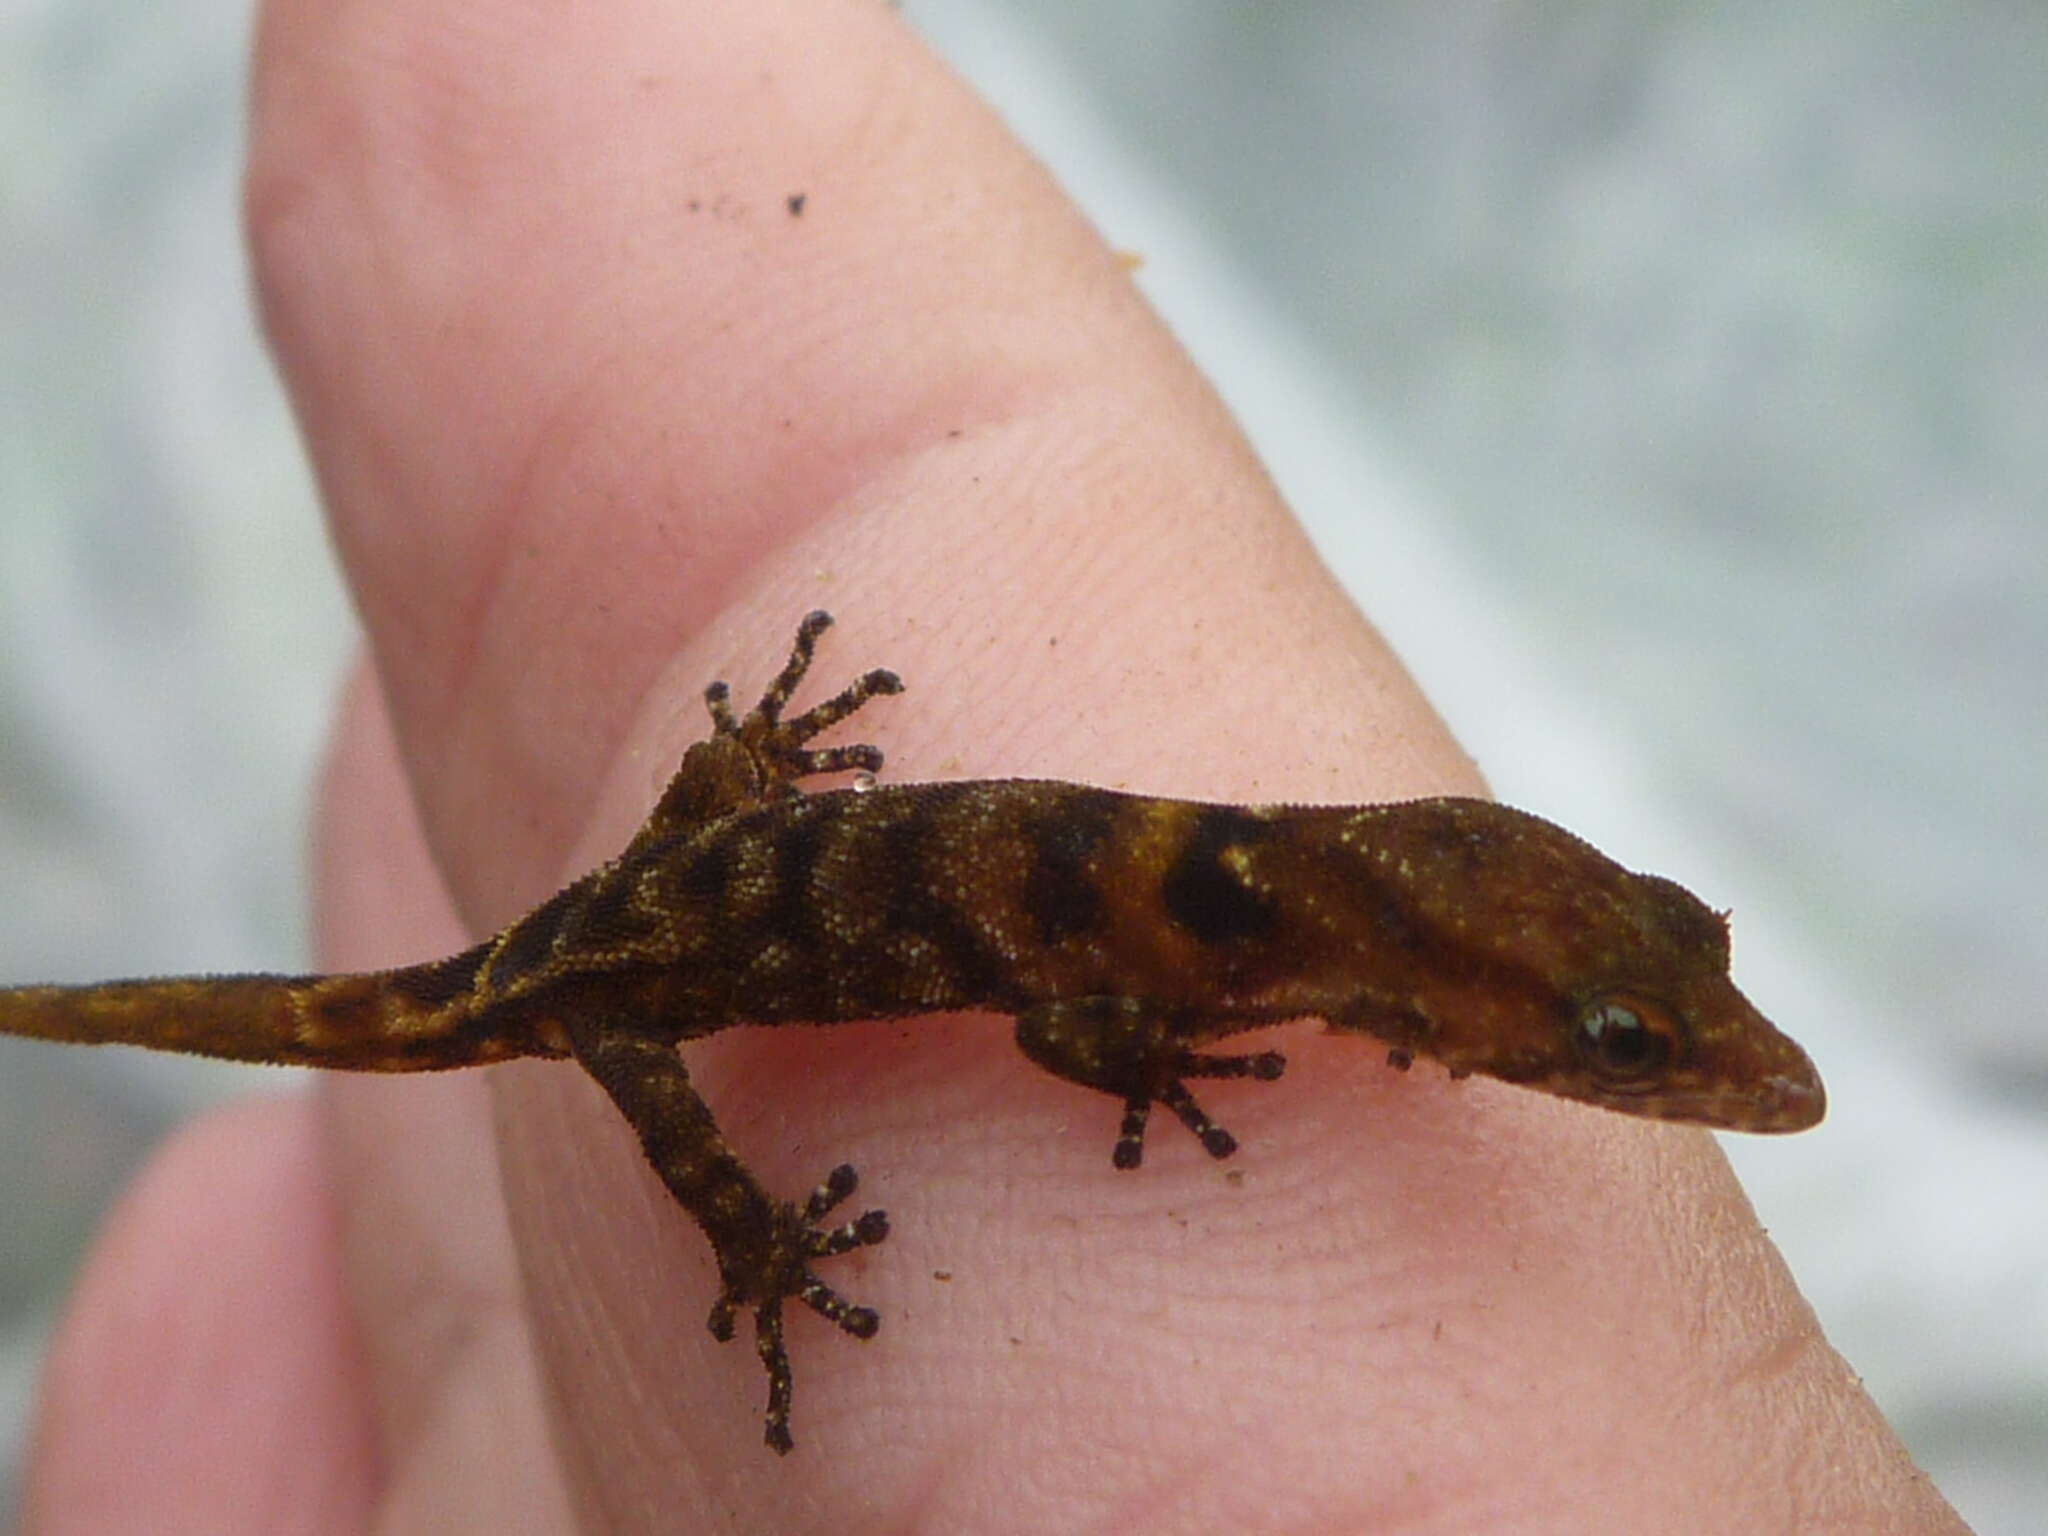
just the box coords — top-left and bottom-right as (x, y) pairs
(0, 613), (1824, 1450)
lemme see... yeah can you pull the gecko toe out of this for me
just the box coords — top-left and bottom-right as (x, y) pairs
(800, 1163), (889, 1255)
(1160, 1079), (1242, 1160)
(707, 1292), (740, 1342)
(799, 1278), (881, 1339)
(803, 1162), (860, 1220)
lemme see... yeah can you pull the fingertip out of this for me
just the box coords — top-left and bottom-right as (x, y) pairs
(24, 1096), (378, 1535)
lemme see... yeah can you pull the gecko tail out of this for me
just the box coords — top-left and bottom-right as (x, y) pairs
(0, 945), (527, 1072)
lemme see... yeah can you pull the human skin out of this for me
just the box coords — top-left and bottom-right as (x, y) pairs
(21, 1), (1970, 1532)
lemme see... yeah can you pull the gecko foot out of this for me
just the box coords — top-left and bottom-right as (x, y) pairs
(704, 612), (904, 794)
(1015, 1000), (1290, 1172)
(1111, 1050), (1289, 1170)
(704, 1162), (889, 1454)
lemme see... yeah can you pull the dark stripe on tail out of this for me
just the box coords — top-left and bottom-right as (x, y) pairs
(0, 959), (538, 1073)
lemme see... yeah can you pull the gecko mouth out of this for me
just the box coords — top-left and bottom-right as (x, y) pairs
(1750, 1070), (1827, 1132)
(1620, 1068), (1827, 1134)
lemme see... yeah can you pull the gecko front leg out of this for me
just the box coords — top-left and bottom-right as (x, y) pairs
(633, 611), (905, 847)
(564, 1013), (888, 1453)
(1015, 998), (1288, 1170)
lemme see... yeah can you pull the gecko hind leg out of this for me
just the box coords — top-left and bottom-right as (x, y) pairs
(567, 1019), (888, 1453)
(1015, 998), (1288, 1171)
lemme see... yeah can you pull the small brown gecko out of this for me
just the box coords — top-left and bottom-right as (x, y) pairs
(0, 612), (1824, 1451)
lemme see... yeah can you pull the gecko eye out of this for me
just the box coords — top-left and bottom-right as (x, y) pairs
(1572, 996), (1679, 1086)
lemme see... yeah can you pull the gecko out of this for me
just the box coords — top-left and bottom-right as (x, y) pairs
(0, 611), (1824, 1452)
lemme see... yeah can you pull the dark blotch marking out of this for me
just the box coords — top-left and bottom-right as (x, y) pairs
(1334, 844), (1561, 1014)
(1021, 791), (1116, 945)
(315, 965), (528, 1071)
(677, 836), (737, 906)
(1357, 869), (1431, 955)
(487, 885), (577, 991)
(577, 865), (664, 952)
(385, 943), (490, 1008)
(1162, 808), (1279, 946)
(877, 800), (1014, 1008)
(764, 806), (832, 951)
(304, 976), (390, 1042)
(391, 1017), (503, 1065)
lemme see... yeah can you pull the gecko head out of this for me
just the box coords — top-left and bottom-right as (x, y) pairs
(1318, 800), (1826, 1134)
(1548, 965), (1826, 1133)
(1485, 860), (1825, 1133)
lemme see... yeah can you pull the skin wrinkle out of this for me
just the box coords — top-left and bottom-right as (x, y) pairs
(422, 341), (1085, 928)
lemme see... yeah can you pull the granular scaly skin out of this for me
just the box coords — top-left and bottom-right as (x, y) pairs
(0, 612), (1824, 1452)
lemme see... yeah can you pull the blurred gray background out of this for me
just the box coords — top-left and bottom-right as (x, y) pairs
(3, 1), (2042, 1528)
